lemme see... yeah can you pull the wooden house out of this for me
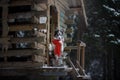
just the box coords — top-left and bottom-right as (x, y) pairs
(0, 0), (90, 80)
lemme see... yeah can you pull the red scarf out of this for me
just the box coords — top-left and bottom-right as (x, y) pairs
(52, 39), (61, 57)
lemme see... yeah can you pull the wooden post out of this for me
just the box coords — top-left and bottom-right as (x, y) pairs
(80, 42), (86, 69)
(81, 46), (85, 69)
(46, 4), (50, 65)
(77, 42), (81, 63)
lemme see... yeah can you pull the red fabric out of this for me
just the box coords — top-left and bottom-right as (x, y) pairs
(52, 39), (61, 57)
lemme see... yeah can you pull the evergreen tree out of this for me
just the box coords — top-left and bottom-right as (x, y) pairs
(83, 0), (120, 80)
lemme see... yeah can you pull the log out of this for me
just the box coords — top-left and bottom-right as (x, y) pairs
(0, 49), (45, 57)
(9, 24), (46, 31)
(10, 37), (45, 43)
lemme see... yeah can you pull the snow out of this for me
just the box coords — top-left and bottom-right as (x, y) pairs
(117, 39), (120, 43)
(108, 34), (115, 37)
(112, 0), (115, 3)
(17, 31), (25, 37)
(94, 34), (100, 38)
(110, 41), (118, 44)
(103, 5), (120, 16)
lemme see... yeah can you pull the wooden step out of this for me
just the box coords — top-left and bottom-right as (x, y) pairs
(9, 24), (46, 31)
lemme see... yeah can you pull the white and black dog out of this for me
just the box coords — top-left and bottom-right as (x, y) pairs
(49, 29), (65, 66)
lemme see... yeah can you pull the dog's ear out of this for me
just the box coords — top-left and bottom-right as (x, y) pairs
(54, 30), (58, 37)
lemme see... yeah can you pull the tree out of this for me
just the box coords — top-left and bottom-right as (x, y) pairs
(83, 0), (120, 80)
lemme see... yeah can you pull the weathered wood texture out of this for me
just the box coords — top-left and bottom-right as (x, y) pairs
(8, 11), (47, 19)
(9, 24), (46, 31)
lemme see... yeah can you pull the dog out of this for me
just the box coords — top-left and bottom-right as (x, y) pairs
(49, 29), (65, 66)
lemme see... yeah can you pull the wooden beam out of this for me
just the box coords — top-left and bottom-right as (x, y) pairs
(9, 24), (46, 31)
(64, 46), (77, 50)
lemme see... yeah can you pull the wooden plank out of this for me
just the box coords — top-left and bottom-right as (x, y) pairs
(8, 11), (47, 19)
(10, 37), (45, 43)
(9, 24), (46, 31)
(64, 46), (77, 50)
(0, 49), (45, 57)
(0, 62), (43, 68)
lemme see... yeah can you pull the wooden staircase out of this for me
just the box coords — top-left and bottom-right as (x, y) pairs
(68, 58), (91, 80)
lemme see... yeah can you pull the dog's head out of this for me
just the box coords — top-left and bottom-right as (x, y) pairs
(54, 29), (64, 40)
